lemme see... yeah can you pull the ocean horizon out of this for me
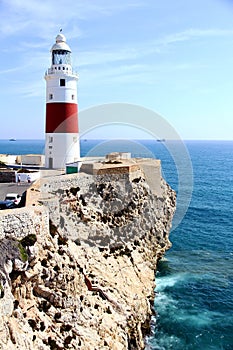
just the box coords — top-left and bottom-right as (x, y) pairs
(0, 139), (232, 349)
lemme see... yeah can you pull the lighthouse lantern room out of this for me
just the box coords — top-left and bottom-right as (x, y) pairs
(44, 32), (80, 169)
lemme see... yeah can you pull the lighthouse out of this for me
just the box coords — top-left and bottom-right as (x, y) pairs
(44, 32), (80, 169)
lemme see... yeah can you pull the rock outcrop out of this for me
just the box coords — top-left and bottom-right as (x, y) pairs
(0, 159), (176, 349)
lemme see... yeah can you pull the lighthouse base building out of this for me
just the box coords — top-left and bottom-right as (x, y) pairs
(45, 132), (79, 169)
(44, 33), (80, 169)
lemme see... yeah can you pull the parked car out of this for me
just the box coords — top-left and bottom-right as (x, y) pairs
(0, 200), (17, 210)
(5, 193), (21, 205)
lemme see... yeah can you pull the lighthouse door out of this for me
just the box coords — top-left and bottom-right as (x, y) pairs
(48, 157), (53, 169)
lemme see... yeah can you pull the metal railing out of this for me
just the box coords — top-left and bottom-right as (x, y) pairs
(45, 68), (78, 77)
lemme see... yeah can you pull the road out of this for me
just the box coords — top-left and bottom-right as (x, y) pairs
(0, 182), (32, 201)
(0, 168), (66, 201)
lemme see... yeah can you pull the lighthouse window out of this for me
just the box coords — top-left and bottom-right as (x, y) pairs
(60, 79), (66, 87)
(49, 94), (53, 100)
(71, 94), (75, 100)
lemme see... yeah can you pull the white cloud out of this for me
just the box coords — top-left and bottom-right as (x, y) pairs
(1, 0), (233, 101)
(0, 0), (143, 38)
(0, 66), (25, 75)
(75, 27), (233, 68)
(160, 28), (233, 46)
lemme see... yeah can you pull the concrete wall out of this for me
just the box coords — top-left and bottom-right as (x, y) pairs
(0, 154), (44, 166)
(18, 155), (45, 166)
(16, 171), (40, 183)
(135, 159), (162, 196)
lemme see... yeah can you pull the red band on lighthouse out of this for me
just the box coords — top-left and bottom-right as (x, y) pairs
(46, 103), (79, 133)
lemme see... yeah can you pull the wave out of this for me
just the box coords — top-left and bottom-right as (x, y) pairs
(155, 273), (189, 292)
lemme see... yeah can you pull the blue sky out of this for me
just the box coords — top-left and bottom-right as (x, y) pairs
(0, 0), (233, 140)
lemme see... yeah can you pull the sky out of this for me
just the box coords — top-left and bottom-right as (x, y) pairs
(0, 0), (233, 140)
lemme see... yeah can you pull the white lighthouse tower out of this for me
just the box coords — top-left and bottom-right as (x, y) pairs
(44, 32), (80, 169)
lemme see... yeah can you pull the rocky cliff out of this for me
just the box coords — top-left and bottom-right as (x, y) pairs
(0, 159), (176, 349)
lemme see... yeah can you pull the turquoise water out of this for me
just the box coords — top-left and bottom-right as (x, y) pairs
(1, 139), (232, 349)
(146, 141), (233, 350)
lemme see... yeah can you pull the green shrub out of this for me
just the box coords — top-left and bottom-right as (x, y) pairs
(18, 242), (28, 262)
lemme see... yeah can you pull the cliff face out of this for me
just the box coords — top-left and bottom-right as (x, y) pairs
(0, 160), (176, 350)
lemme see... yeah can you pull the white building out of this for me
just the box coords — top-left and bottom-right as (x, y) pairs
(44, 32), (80, 169)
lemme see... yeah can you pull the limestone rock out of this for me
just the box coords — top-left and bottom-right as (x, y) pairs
(0, 161), (176, 349)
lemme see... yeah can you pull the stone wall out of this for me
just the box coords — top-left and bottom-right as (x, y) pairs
(38, 168), (171, 249)
(0, 170), (16, 183)
(0, 159), (176, 350)
(0, 207), (49, 241)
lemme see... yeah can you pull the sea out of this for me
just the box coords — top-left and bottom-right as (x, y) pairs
(0, 138), (232, 350)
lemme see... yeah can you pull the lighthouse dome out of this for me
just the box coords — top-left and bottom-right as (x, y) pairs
(56, 33), (66, 43)
(51, 33), (71, 52)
